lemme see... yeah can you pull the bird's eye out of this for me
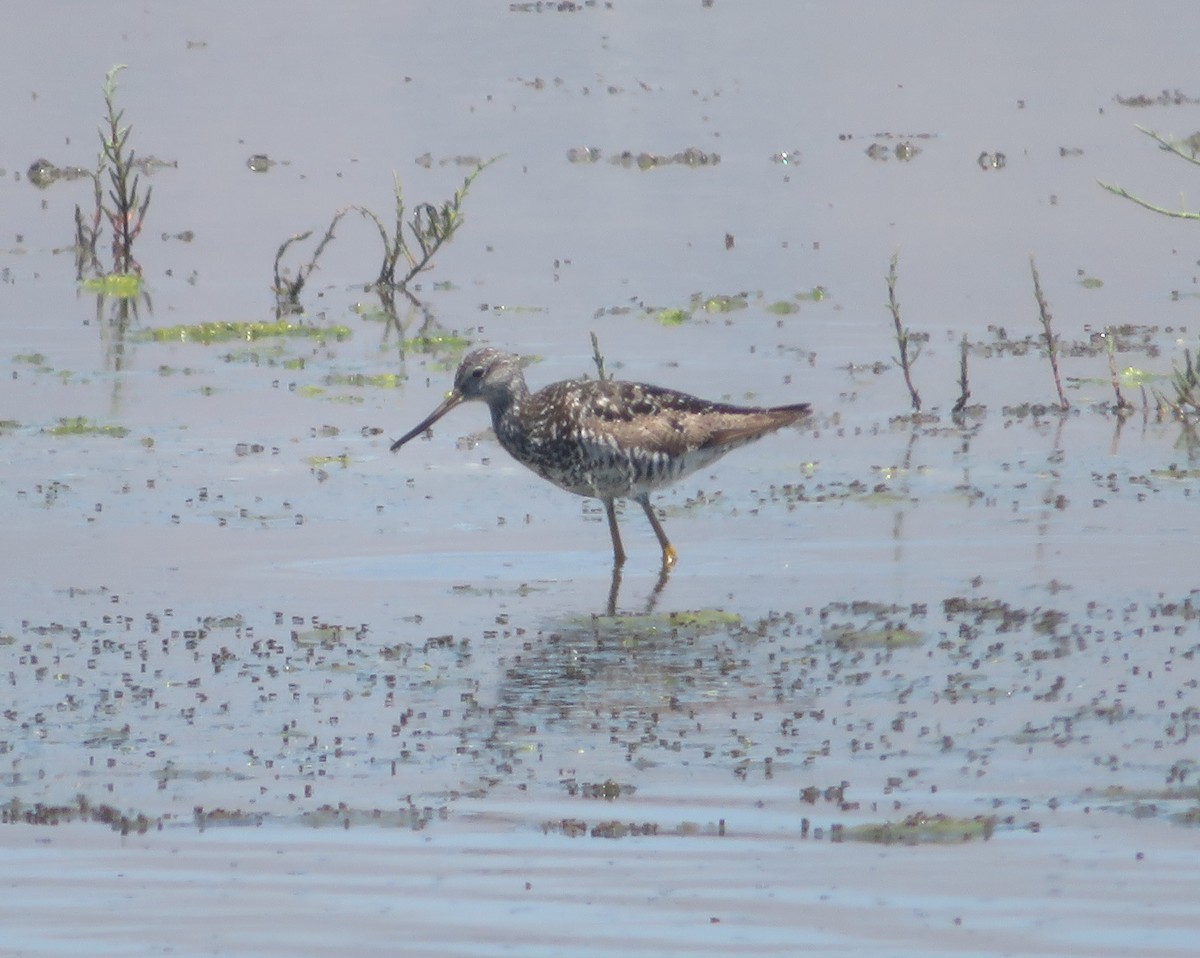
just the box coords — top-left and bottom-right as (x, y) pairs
(471, 366), (485, 379)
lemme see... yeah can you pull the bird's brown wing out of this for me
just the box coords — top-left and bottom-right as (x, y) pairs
(545, 380), (807, 455)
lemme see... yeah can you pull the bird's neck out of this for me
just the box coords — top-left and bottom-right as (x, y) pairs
(487, 380), (529, 440)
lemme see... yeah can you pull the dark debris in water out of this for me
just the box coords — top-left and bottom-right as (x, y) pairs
(3, 796), (158, 836)
(509, 1), (600, 13)
(560, 147), (721, 170)
(1113, 89), (1200, 107)
(4, 583), (1200, 836)
(841, 812), (998, 845)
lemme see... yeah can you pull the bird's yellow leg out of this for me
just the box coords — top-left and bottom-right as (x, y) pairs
(637, 495), (677, 568)
(603, 498), (627, 566)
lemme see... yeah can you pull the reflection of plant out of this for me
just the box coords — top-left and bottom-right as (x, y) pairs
(273, 157), (499, 312)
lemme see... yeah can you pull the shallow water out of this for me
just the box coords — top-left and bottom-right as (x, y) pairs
(3, 2), (1200, 956)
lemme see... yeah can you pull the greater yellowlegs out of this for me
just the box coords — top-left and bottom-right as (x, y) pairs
(391, 348), (811, 567)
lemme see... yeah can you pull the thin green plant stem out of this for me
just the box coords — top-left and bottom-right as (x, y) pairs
(1029, 256), (1069, 410)
(952, 333), (971, 418)
(886, 251), (921, 412)
(1097, 126), (1200, 219)
(98, 65), (151, 276)
(1103, 326), (1133, 414)
(590, 331), (609, 381)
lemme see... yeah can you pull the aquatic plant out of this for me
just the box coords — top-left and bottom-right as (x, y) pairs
(359, 157), (499, 290)
(1098, 128), (1200, 416)
(885, 252), (922, 412)
(73, 173), (104, 278)
(1098, 126), (1200, 219)
(951, 332), (971, 420)
(1102, 325), (1135, 414)
(80, 65), (152, 280)
(273, 157), (500, 310)
(589, 331), (610, 381)
(271, 219), (341, 311)
(99, 66), (151, 276)
(1029, 256), (1069, 409)
(69, 66), (153, 287)
(1155, 345), (1200, 417)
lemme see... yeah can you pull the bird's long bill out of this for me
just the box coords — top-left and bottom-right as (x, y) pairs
(389, 391), (464, 452)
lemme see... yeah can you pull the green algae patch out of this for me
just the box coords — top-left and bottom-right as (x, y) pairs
(667, 609), (741, 629)
(857, 488), (910, 506)
(325, 372), (403, 389)
(45, 417), (129, 439)
(843, 812), (995, 845)
(1117, 365), (1159, 388)
(825, 623), (922, 648)
(291, 625), (360, 648)
(766, 300), (801, 315)
(138, 319), (352, 345)
(796, 287), (827, 302)
(349, 302), (394, 323)
(1067, 366), (1164, 390)
(14, 353), (79, 380)
(566, 608), (742, 642)
(406, 333), (473, 354)
(305, 454), (350, 469)
(80, 273), (142, 297)
(592, 609), (740, 631)
(655, 307), (690, 326)
(1151, 465), (1200, 480)
(695, 293), (748, 314)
